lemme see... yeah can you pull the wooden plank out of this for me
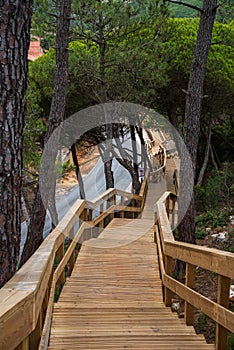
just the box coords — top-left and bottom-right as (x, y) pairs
(165, 240), (234, 279)
(48, 185), (214, 350)
(0, 173), (219, 350)
(215, 275), (231, 350)
(163, 274), (234, 333)
(185, 263), (195, 326)
(0, 290), (34, 349)
(164, 256), (173, 307)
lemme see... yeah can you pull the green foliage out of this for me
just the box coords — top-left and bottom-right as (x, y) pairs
(62, 160), (76, 175)
(207, 21), (234, 91)
(168, 0), (234, 23)
(228, 333), (234, 350)
(28, 49), (56, 116)
(199, 313), (207, 332)
(27, 1), (170, 115)
(72, 0), (164, 36)
(212, 117), (234, 162)
(31, 0), (57, 49)
(23, 116), (46, 172)
(217, 0), (234, 23)
(169, 0), (202, 18)
(154, 18), (234, 118)
(26, 7), (234, 177)
(70, 0), (168, 105)
(196, 228), (207, 240)
(202, 163), (234, 209)
(27, 41), (98, 118)
(108, 24), (169, 105)
(67, 41), (99, 114)
(54, 160), (75, 180)
(24, 60), (49, 172)
(195, 209), (230, 230)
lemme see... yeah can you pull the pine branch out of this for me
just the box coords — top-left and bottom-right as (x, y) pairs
(166, 0), (203, 13)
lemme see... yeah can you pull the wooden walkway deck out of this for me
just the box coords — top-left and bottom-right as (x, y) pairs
(48, 181), (214, 350)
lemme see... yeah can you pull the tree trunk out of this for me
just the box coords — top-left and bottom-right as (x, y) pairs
(116, 158), (141, 195)
(71, 144), (86, 199)
(98, 18), (115, 190)
(210, 143), (219, 171)
(130, 125), (139, 174)
(0, 1), (32, 287)
(112, 137), (141, 194)
(197, 120), (212, 186)
(20, 0), (71, 266)
(21, 194), (30, 226)
(104, 159), (114, 189)
(135, 124), (153, 172)
(178, 0), (218, 244)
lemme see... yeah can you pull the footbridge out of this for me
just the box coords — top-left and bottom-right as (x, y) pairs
(0, 144), (233, 350)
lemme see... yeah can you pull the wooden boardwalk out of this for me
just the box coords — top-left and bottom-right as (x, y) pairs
(48, 182), (214, 350)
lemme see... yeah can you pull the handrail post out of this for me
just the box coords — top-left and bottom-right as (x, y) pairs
(57, 242), (65, 286)
(16, 337), (29, 350)
(87, 209), (93, 239)
(131, 198), (136, 218)
(80, 208), (87, 222)
(88, 208), (93, 221)
(99, 203), (104, 228)
(165, 255), (173, 306)
(67, 228), (75, 276)
(165, 196), (170, 218)
(29, 310), (43, 349)
(185, 263), (195, 325)
(110, 195), (115, 220)
(120, 196), (125, 218)
(216, 275), (230, 350)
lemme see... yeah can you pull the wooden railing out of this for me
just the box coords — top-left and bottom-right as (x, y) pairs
(148, 141), (167, 183)
(154, 192), (234, 350)
(0, 170), (150, 350)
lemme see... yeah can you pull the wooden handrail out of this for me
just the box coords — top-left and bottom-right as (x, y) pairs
(149, 144), (167, 183)
(85, 188), (116, 209)
(155, 192), (234, 350)
(0, 171), (151, 350)
(165, 241), (234, 279)
(39, 221), (92, 350)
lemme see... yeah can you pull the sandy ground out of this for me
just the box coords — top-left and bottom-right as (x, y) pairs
(55, 147), (100, 196)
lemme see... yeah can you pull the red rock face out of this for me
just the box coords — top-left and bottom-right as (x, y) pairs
(28, 41), (43, 61)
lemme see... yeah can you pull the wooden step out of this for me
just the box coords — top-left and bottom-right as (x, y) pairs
(48, 185), (214, 350)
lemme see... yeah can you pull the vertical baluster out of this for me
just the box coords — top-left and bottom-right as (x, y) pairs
(131, 198), (136, 219)
(99, 203), (104, 228)
(80, 208), (87, 243)
(29, 311), (42, 349)
(57, 242), (65, 286)
(80, 208), (87, 222)
(120, 196), (125, 218)
(88, 208), (93, 221)
(165, 255), (173, 306)
(16, 337), (29, 350)
(67, 227), (75, 276)
(216, 275), (230, 350)
(110, 195), (115, 220)
(185, 263), (195, 325)
(87, 208), (93, 240)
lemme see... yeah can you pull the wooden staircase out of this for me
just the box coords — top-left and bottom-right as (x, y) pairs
(1, 147), (232, 350)
(48, 184), (214, 349)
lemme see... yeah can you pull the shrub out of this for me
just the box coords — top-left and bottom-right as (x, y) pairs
(195, 209), (230, 230)
(195, 162), (234, 211)
(196, 228), (207, 239)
